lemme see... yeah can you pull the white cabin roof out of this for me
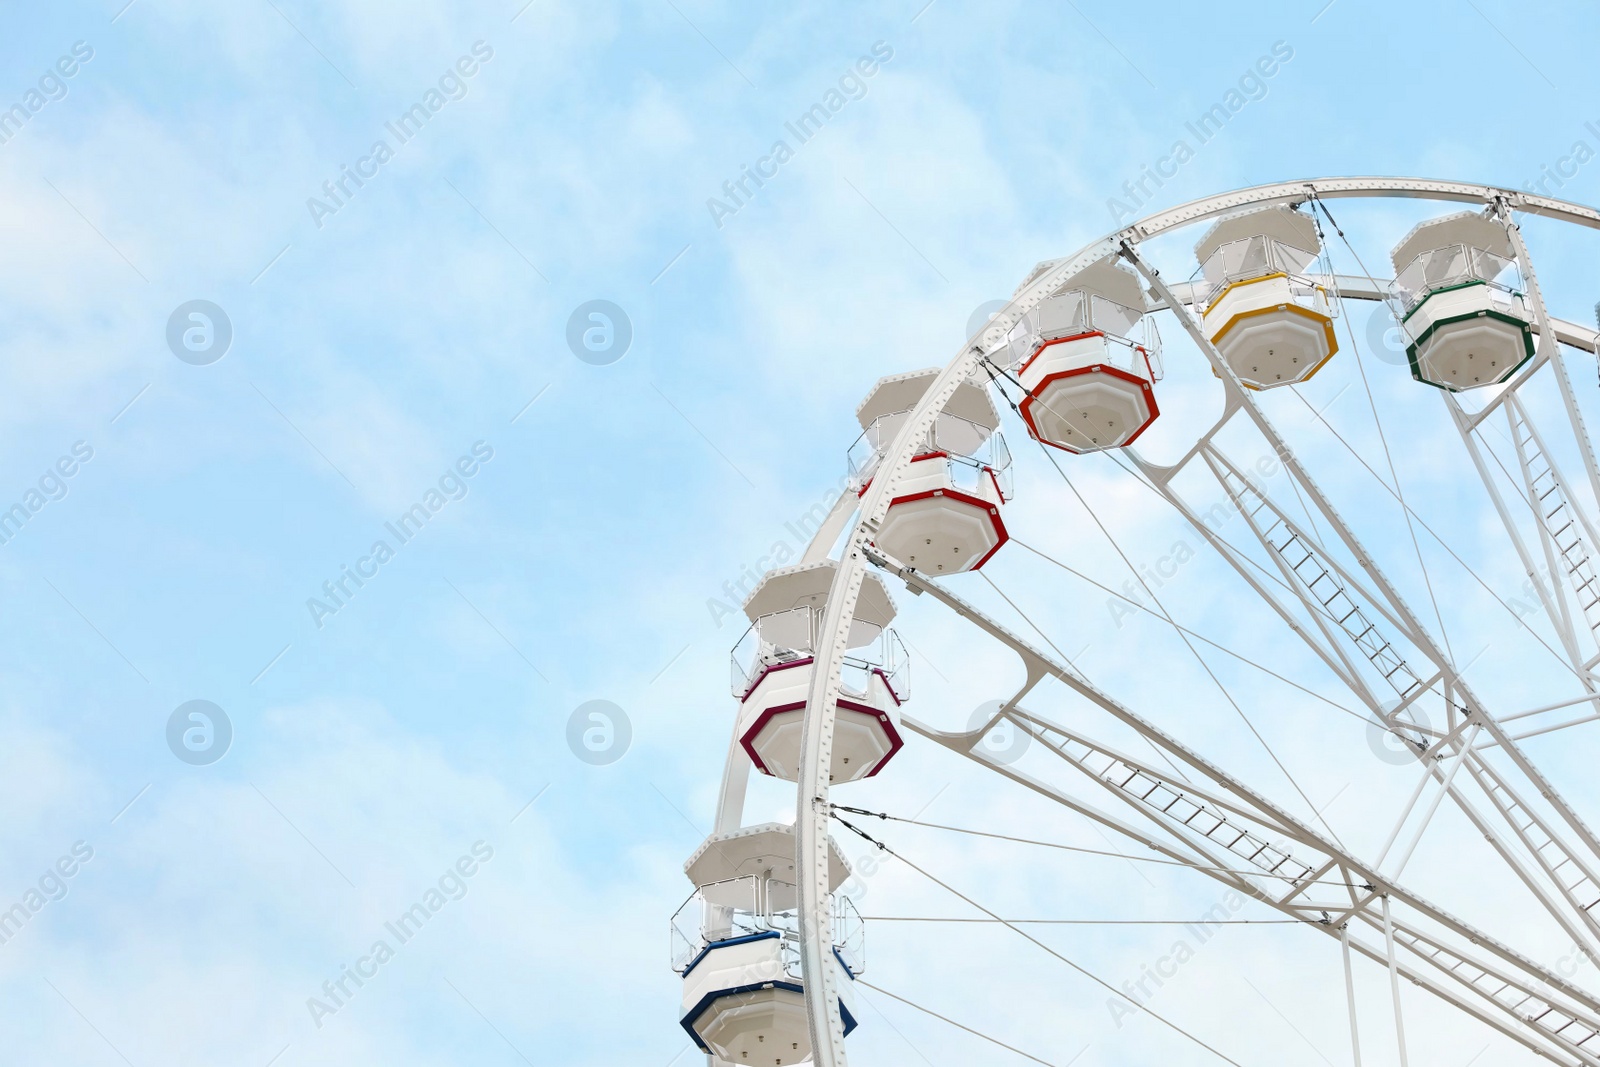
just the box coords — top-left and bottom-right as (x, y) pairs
(855, 367), (999, 432)
(1195, 205), (1320, 262)
(741, 559), (896, 627)
(684, 821), (852, 891)
(1390, 211), (1515, 271)
(1052, 257), (1146, 310)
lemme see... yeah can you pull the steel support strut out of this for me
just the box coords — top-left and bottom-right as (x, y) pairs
(879, 554), (1600, 1063)
(793, 178), (1600, 1063)
(1124, 241), (1600, 961)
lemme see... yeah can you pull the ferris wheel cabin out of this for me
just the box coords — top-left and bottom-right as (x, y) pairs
(674, 822), (861, 1064)
(670, 176), (1600, 1067)
(850, 369), (1012, 573)
(1389, 211), (1534, 391)
(1194, 205), (1338, 389)
(730, 560), (907, 784)
(1004, 257), (1162, 452)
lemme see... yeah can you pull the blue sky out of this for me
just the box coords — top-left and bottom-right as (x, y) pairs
(3, 1), (1600, 1064)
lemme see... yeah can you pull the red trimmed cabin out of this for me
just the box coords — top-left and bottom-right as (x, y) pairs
(1004, 257), (1161, 452)
(848, 369), (1013, 573)
(730, 560), (906, 784)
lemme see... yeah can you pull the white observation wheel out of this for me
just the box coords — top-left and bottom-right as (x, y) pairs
(675, 178), (1600, 1067)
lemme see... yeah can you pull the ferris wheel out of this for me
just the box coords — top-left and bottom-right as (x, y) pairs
(669, 177), (1600, 1066)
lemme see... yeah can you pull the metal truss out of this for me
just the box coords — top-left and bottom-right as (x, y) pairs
(875, 548), (1600, 1064)
(1432, 207), (1600, 697)
(790, 179), (1600, 1066)
(1121, 242), (1600, 957)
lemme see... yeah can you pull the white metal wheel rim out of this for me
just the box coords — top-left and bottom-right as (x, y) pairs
(793, 177), (1600, 1066)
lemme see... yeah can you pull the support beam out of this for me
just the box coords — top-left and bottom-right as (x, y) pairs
(786, 177), (1600, 1063)
(874, 556), (1600, 1024)
(901, 709), (1598, 1065)
(1126, 240), (1600, 963)
(1342, 923), (1365, 1067)
(1381, 897), (1412, 1067)
(1388, 724), (1481, 880)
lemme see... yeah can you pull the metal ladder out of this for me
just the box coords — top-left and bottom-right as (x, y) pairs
(1031, 712), (1600, 1062)
(1389, 922), (1600, 1058)
(1477, 764), (1600, 919)
(1220, 462), (1600, 949)
(1221, 468), (1425, 705)
(1509, 401), (1600, 641)
(1033, 720), (1314, 889)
